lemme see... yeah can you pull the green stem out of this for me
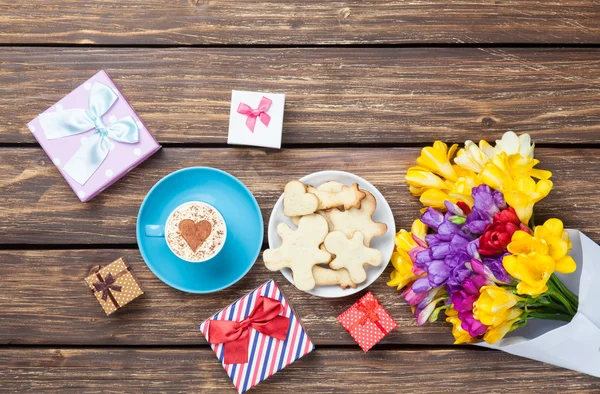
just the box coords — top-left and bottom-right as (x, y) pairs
(550, 274), (579, 310)
(546, 279), (577, 316)
(534, 295), (571, 314)
(528, 213), (536, 230)
(550, 290), (576, 316)
(528, 311), (574, 323)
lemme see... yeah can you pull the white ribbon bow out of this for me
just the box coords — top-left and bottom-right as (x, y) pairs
(39, 82), (139, 185)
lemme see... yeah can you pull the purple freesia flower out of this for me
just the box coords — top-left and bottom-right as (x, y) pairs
(421, 207), (444, 231)
(450, 274), (490, 337)
(445, 253), (472, 294)
(410, 277), (432, 294)
(465, 185), (506, 235)
(465, 209), (490, 234)
(413, 288), (447, 326)
(458, 313), (488, 337)
(483, 255), (511, 283)
(427, 260), (450, 286)
(417, 208), (477, 291)
(444, 200), (466, 216)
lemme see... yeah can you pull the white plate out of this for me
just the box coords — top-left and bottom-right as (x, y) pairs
(267, 170), (396, 298)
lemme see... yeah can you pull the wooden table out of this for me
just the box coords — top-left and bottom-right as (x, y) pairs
(1, 1), (600, 392)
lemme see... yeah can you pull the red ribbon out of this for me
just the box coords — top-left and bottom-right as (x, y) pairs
(237, 96), (272, 132)
(208, 296), (290, 364)
(349, 299), (387, 334)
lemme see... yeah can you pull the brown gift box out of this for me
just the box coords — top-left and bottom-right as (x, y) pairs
(84, 257), (143, 315)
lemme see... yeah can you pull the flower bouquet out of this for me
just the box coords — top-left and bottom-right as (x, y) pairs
(389, 132), (600, 377)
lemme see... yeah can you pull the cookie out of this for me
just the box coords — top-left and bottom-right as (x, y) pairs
(291, 181), (343, 227)
(264, 213), (332, 291)
(324, 231), (383, 284)
(284, 180), (319, 217)
(313, 265), (356, 289)
(326, 191), (387, 246)
(308, 182), (366, 210)
(315, 181), (344, 193)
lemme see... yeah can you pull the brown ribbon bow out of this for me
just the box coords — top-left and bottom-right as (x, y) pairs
(93, 273), (122, 306)
(349, 299), (387, 334)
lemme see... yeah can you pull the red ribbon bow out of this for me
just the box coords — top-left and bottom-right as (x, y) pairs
(92, 273), (122, 301)
(237, 96), (272, 132)
(208, 296), (290, 364)
(350, 299), (387, 334)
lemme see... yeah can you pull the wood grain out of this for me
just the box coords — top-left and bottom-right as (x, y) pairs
(0, 147), (598, 245)
(0, 249), (451, 346)
(1, 1), (599, 45)
(3, 48), (600, 145)
(2, 347), (599, 393)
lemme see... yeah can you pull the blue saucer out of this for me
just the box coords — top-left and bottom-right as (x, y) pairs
(136, 167), (263, 293)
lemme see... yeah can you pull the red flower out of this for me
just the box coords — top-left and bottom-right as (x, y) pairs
(479, 207), (531, 256)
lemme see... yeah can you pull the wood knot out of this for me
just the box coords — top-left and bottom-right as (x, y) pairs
(481, 117), (496, 128)
(338, 7), (351, 23)
(88, 264), (102, 276)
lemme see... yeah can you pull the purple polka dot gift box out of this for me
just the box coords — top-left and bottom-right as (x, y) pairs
(338, 291), (397, 352)
(27, 70), (161, 202)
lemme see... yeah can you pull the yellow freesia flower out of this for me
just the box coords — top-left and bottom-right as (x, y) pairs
(395, 229), (417, 254)
(446, 307), (476, 344)
(411, 219), (428, 242)
(406, 141), (481, 210)
(416, 141), (458, 181)
(504, 222), (576, 296)
(413, 170), (479, 209)
(473, 285), (522, 326)
(533, 219), (576, 274)
(405, 166), (448, 193)
(479, 152), (552, 223)
(388, 220), (428, 291)
(503, 253), (554, 296)
(483, 307), (523, 344)
(388, 249), (418, 290)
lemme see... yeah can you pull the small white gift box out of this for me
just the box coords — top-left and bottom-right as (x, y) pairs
(227, 90), (285, 149)
(478, 230), (600, 378)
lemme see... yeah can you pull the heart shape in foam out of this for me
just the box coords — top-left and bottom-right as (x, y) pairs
(179, 219), (212, 252)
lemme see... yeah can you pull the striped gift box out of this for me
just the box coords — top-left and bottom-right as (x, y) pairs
(199, 280), (314, 393)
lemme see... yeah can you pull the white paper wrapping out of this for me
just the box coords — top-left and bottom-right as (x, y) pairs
(477, 230), (600, 378)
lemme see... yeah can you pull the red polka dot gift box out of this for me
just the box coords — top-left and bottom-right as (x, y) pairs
(338, 291), (397, 352)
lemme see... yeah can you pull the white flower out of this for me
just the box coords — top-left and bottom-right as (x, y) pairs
(454, 140), (490, 173)
(454, 132), (535, 174)
(493, 131), (535, 158)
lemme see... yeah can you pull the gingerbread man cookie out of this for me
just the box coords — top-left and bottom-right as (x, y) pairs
(264, 213), (332, 291)
(283, 180), (319, 217)
(291, 181), (344, 227)
(323, 231), (382, 284)
(312, 265), (356, 289)
(326, 191), (387, 246)
(307, 182), (366, 211)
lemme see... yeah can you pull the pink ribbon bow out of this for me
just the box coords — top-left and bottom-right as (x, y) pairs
(237, 96), (272, 132)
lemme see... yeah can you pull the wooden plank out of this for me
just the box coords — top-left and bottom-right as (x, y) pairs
(1, 347), (599, 392)
(3, 47), (600, 145)
(0, 248), (451, 345)
(0, 147), (598, 245)
(1, 1), (599, 45)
